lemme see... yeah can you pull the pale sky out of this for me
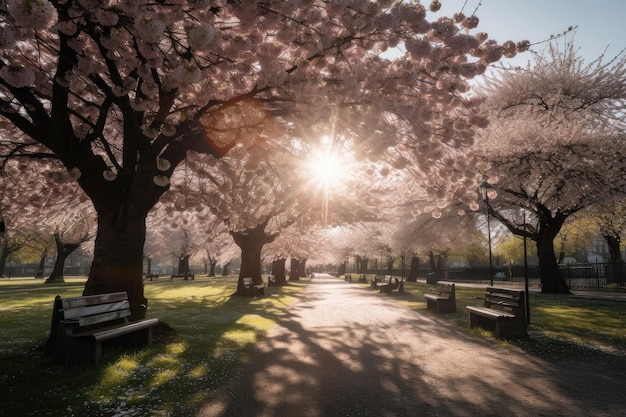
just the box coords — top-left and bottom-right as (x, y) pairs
(438, 0), (626, 67)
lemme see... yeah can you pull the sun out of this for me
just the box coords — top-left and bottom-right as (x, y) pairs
(305, 139), (351, 225)
(310, 149), (345, 189)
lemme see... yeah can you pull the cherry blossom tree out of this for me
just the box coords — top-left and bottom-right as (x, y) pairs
(201, 229), (238, 276)
(45, 217), (94, 283)
(472, 42), (626, 293)
(0, 156), (95, 280)
(589, 199), (626, 263)
(0, 0), (526, 316)
(183, 134), (313, 293)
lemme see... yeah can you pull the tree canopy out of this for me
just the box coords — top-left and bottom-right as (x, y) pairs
(472, 41), (626, 292)
(1, 0), (530, 313)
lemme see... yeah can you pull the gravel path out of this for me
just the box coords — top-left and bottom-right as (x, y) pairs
(198, 274), (625, 417)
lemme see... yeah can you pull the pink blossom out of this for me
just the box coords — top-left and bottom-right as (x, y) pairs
(429, 1), (441, 13)
(154, 175), (170, 187)
(502, 40), (517, 58)
(0, 64), (35, 88)
(103, 169), (117, 181)
(187, 23), (216, 51)
(7, 0), (57, 31)
(135, 16), (166, 44)
(475, 32), (488, 43)
(462, 16), (479, 30)
(157, 158), (171, 171)
(0, 26), (16, 49)
(405, 38), (431, 58)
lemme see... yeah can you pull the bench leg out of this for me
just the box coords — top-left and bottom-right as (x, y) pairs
(468, 313), (496, 333)
(93, 342), (102, 366)
(437, 300), (456, 314)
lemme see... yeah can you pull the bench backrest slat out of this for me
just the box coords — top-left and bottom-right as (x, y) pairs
(69, 308), (131, 328)
(61, 292), (128, 309)
(58, 292), (131, 328)
(482, 287), (525, 320)
(486, 287), (523, 297)
(62, 300), (131, 320)
(430, 281), (455, 295)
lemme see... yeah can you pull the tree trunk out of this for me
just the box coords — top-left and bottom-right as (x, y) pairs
(536, 235), (570, 293)
(83, 213), (148, 320)
(231, 222), (273, 295)
(177, 254), (190, 276)
(35, 251), (47, 278)
(145, 256), (153, 275)
(429, 251), (445, 280)
(406, 256), (420, 282)
(298, 258), (307, 278)
(272, 258), (288, 286)
(338, 262), (346, 276)
(604, 234), (622, 262)
(209, 259), (217, 277)
(289, 258), (300, 281)
(0, 246), (8, 277)
(357, 256), (368, 276)
(46, 234), (80, 283)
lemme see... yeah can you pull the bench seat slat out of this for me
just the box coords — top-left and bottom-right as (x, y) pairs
(466, 306), (515, 319)
(424, 294), (448, 301)
(72, 318), (160, 342)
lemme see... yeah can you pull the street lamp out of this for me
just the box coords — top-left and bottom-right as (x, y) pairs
(479, 180), (494, 286)
(523, 209), (531, 324)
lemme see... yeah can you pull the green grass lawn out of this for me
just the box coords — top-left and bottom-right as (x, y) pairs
(0, 276), (307, 417)
(1, 276), (624, 417)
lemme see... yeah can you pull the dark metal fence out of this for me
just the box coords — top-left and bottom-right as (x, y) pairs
(380, 261), (626, 292)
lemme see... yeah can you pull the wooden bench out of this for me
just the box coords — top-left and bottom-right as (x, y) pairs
(347, 273), (366, 283)
(45, 292), (159, 366)
(267, 274), (277, 287)
(377, 276), (400, 293)
(466, 287), (527, 338)
(242, 277), (265, 296)
(370, 275), (387, 289)
(424, 281), (456, 313)
(170, 271), (194, 280)
(144, 273), (159, 281)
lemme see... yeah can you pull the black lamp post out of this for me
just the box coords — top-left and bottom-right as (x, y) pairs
(479, 180), (494, 286)
(523, 210), (531, 324)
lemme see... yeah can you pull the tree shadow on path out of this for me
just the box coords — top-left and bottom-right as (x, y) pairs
(197, 274), (626, 417)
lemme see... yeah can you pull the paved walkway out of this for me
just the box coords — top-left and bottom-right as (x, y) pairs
(198, 274), (625, 417)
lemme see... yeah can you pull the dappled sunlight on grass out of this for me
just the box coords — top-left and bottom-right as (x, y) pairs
(237, 314), (276, 332)
(164, 341), (187, 356)
(222, 328), (258, 345)
(151, 369), (178, 387)
(0, 275), (307, 416)
(188, 363), (208, 380)
(100, 357), (139, 388)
